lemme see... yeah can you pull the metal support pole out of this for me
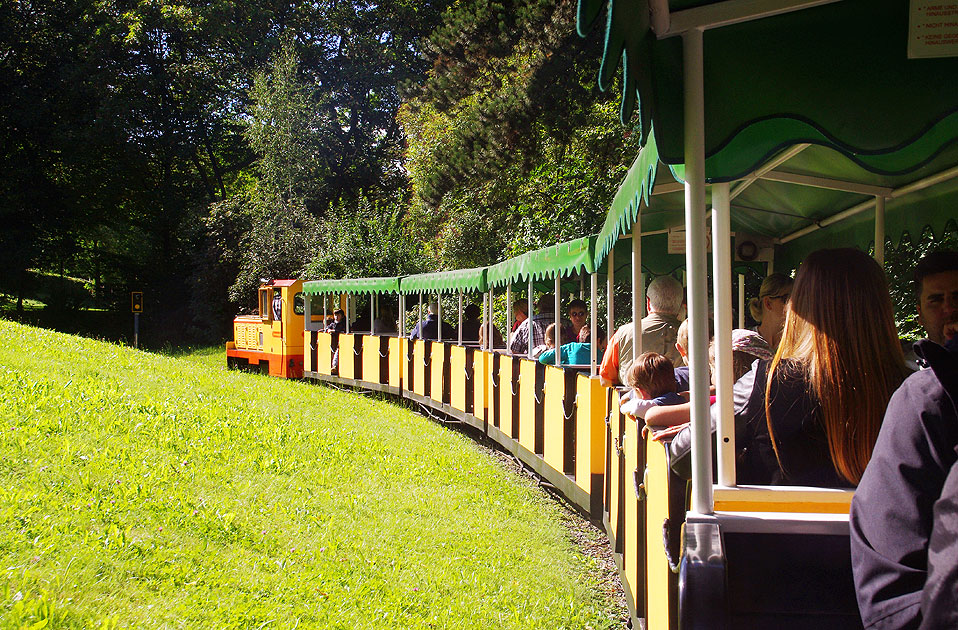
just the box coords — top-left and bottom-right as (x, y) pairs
(607, 247), (615, 339)
(591, 273), (598, 377)
(418, 293), (423, 338)
(684, 27), (714, 516)
(712, 182), (736, 487)
(370, 295), (375, 335)
(579, 273), (585, 300)
(632, 221), (643, 360)
(488, 290), (494, 350)
(738, 274), (746, 329)
(399, 294), (405, 337)
(458, 292), (464, 345)
(481, 293), (487, 350)
(554, 275), (562, 357)
(436, 294), (442, 341)
(134, 312), (139, 349)
(875, 195), (886, 266)
(345, 293), (351, 334)
(528, 279), (534, 360)
(506, 284), (513, 345)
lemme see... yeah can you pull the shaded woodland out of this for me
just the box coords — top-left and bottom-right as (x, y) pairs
(1, 0), (642, 343)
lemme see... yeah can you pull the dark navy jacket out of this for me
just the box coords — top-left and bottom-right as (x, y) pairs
(851, 339), (958, 630)
(408, 314), (455, 342)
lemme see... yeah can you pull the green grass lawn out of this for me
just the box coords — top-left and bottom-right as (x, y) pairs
(0, 320), (618, 629)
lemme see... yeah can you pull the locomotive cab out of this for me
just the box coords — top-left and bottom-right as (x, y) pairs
(226, 279), (305, 378)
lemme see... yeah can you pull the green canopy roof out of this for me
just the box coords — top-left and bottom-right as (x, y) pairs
(578, 0), (958, 182)
(398, 268), (488, 295)
(487, 236), (596, 288)
(302, 277), (401, 296)
(594, 139), (958, 273)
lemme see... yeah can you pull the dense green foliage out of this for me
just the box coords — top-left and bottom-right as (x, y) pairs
(4, 0), (952, 347)
(0, 320), (619, 628)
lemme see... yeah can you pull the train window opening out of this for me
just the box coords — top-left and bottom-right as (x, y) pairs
(259, 289), (270, 321)
(293, 292), (305, 315)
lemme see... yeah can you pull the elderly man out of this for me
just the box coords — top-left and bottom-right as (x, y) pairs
(916, 250), (958, 346)
(599, 275), (684, 387)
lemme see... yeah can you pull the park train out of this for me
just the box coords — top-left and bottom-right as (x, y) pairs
(225, 2), (958, 629)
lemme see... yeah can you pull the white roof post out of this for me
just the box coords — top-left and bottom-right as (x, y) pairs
(591, 273), (598, 377)
(554, 275), (562, 359)
(738, 273), (746, 329)
(713, 182), (736, 487)
(632, 220), (643, 360)
(607, 247), (615, 340)
(528, 279), (534, 360)
(436, 295), (442, 341)
(684, 26), (714, 516)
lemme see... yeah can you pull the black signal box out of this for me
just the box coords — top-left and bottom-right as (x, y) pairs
(131, 292), (144, 313)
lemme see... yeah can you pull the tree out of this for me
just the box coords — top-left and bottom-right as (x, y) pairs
(247, 38), (331, 206)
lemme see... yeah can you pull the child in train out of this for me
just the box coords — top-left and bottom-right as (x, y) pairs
(619, 352), (687, 420)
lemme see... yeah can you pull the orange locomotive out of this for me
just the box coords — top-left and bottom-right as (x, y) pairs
(226, 279), (306, 378)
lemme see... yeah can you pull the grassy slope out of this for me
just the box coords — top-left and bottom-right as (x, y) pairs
(0, 320), (615, 629)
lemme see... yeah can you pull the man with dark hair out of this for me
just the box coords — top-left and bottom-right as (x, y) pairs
(458, 303), (482, 343)
(915, 250), (958, 346)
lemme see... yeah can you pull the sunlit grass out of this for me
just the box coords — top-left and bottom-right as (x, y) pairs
(0, 320), (616, 629)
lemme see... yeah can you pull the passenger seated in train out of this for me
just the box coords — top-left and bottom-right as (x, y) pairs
(372, 304), (397, 335)
(618, 352), (686, 420)
(408, 302), (456, 341)
(326, 308), (347, 374)
(510, 300), (528, 335)
(644, 329), (770, 428)
(458, 303), (482, 343)
(915, 250), (958, 347)
(599, 275), (684, 387)
(478, 322), (504, 349)
(538, 325), (606, 366)
(748, 272), (793, 350)
(669, 249), (907, 487)
(565, 299), (588, 343)
(325, 309), (347, 333)
(727, 249), (907, 486)
(531, 323), (557, 358)
(851, 325), (958, 630)
(509, 294), (569, 357)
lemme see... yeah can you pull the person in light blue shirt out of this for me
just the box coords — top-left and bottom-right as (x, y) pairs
(538, 326), (606, 366)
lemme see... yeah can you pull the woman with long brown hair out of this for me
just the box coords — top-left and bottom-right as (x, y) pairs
(737, 248), (909, 486)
